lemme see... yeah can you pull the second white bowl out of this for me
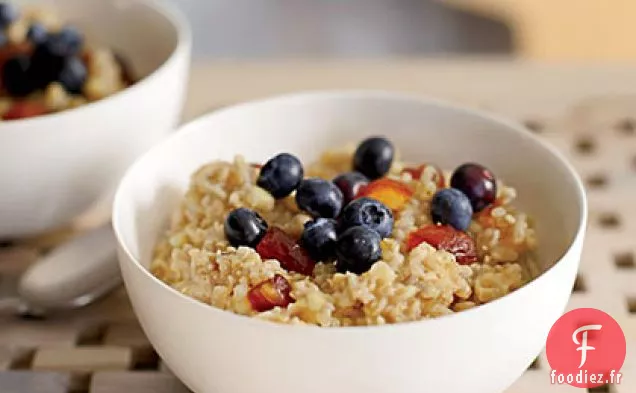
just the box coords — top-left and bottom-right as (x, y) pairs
(0, 0), (191, 238)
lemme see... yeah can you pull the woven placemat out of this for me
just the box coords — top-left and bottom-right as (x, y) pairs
(1, 96), (635, 393)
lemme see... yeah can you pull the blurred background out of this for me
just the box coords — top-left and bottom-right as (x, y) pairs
(166, 0), (636, 61)
(166, 0), (512, 58)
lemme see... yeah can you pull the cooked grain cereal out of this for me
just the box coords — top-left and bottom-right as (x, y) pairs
(150, 144), (539, 327)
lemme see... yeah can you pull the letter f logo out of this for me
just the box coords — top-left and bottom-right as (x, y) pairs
(573, 325), (602, 368)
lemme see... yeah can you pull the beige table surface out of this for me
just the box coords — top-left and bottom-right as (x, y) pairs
(184, 59), (636, 119)
(2, 59), (636, 393)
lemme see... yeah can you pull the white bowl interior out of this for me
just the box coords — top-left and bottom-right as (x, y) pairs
(115, 92), (585, 277)
(18, 0), (180, 79)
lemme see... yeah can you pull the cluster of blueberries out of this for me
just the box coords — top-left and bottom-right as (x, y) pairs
(0, 2), (87, 97)
(224, 136), (497, 275)
(225, 137), (395, 274)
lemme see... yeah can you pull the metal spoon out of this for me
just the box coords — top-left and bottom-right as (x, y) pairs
(0, 224), (121, 315)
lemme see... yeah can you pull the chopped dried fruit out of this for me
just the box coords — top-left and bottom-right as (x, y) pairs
(248, 274), (294, 312)
(405, 224), (477, 264)
(355, 178), (413, 211)
(3, 101), (48, 120)
(250, 163), (263, 170)
(256, 227), (316, 275)
(402, 164), (445, 188)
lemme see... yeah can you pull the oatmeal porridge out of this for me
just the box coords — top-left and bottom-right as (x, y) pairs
(150, 136), (539, 327)
(0, 2), (133, 120)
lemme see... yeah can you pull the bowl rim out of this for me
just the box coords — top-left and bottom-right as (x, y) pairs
(112, 89), (588, 333)
(0, 0), (192, 128)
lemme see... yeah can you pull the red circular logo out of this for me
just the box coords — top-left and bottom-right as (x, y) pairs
(546, 308), (626, 388)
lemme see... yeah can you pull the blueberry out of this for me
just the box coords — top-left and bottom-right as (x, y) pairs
(58, 56), (87, 94)
(333, 171), (369, 205)
(339, 197), (393, 238)
(27, 23), (48, 45)
(224, 207), (268, 248)
(257, 153), (304, 199)
(44, 26), (83, 58)
(295, 178), (344, 218)
(30, 45), (65, 89)
(336, 226), (382, 274)
(300, 218), (338, 261)
(2, 55), (35, 97)
(450, 163), (497, 212)
(0, 2), (18, 29)
(430, 188), (473, 231)
(353, 136), (394, 180)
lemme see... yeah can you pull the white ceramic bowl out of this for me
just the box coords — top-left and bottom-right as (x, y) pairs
(113, 91), (587, 393)
(0, 0), (191, 238)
